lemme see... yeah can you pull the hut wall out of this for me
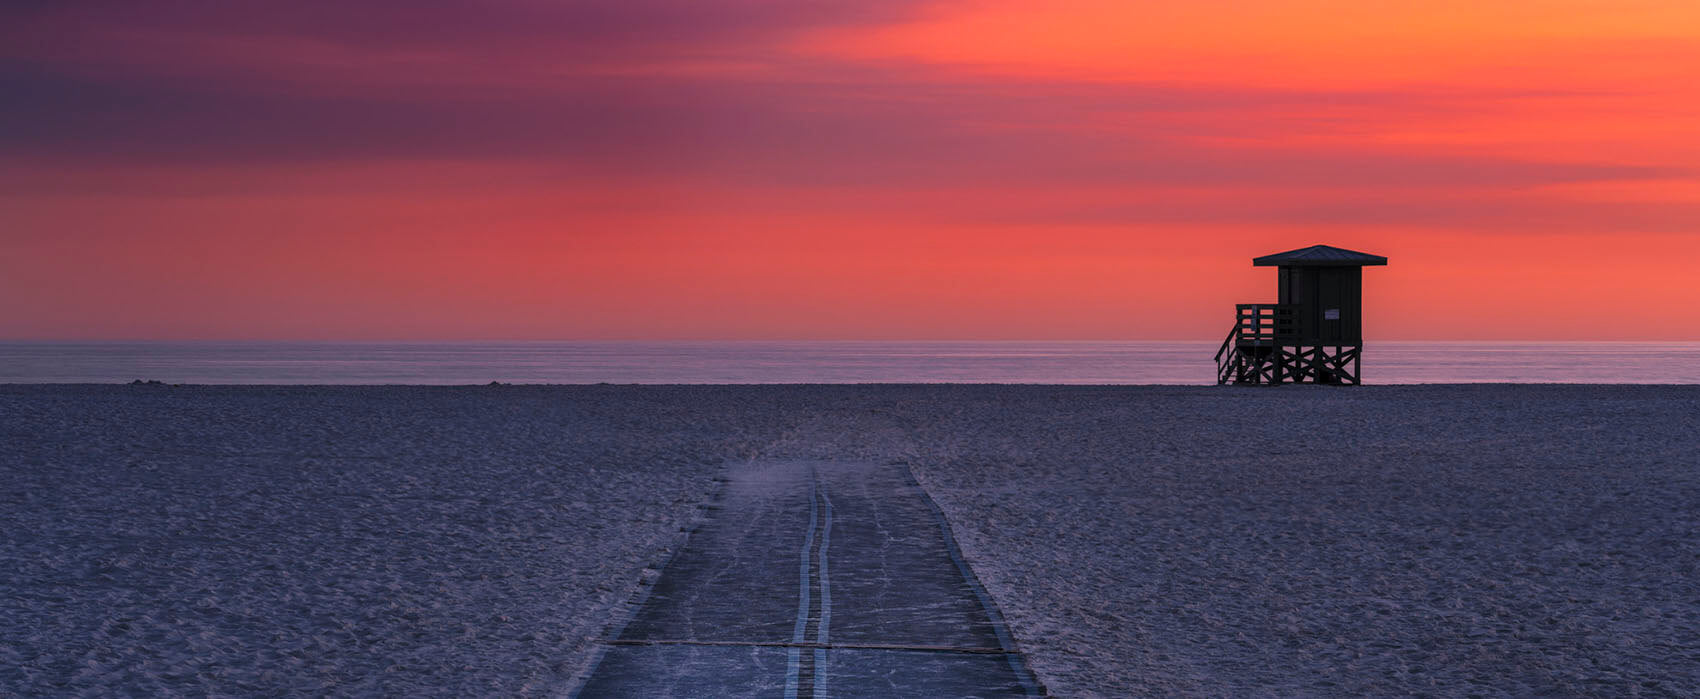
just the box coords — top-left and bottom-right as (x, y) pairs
(1277, 266), (1362, 345)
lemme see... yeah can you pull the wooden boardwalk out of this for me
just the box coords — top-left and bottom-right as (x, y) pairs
(575, 461), (1042, 698)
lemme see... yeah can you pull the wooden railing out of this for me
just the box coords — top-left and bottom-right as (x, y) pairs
(1234, 303), (1298, 345)
(1215, 324), (1240, 384)
(1214, 323), (1238, 363)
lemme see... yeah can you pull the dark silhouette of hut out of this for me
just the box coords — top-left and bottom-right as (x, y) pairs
(1214, 244), (1388, 385)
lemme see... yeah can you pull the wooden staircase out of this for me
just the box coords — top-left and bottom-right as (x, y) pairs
(1215, 304), (1296, 385)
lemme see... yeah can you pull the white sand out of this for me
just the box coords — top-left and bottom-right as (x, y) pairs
(4, 384), (1697, 696)
(0, 386), (778, 695)
(899, 385), (1700, 696)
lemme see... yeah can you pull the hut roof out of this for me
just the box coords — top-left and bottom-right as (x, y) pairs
(1253, 244), (1387, 267)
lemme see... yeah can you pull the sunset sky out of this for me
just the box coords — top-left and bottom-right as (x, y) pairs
(4, 1), (1698, 340)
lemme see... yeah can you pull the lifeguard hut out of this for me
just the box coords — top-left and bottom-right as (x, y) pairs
(1214, 244), (1387, 385)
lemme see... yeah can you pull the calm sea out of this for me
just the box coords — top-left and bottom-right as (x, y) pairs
(0, 341), (1694, 384)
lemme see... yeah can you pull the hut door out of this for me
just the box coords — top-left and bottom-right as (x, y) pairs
(1317, 268), (1345, 344)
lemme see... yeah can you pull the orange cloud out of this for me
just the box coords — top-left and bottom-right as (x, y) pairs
(805, 0), (1700, 88)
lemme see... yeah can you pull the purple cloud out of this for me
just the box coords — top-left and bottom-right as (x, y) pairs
(0, 1), (1684, 220)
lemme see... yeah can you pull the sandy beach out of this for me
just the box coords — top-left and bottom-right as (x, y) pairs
(4, 384), (1697, 696)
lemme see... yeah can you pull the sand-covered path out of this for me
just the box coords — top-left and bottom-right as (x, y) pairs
(576, 460), (1042, 698)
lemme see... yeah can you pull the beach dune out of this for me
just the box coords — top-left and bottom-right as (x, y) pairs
(3, 384), (1696, 695)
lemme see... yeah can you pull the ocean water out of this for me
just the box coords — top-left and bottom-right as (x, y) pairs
(0, 341), (1695, 384)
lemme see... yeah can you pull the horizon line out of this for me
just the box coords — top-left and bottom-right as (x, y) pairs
(0, 338), (1693, 344)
